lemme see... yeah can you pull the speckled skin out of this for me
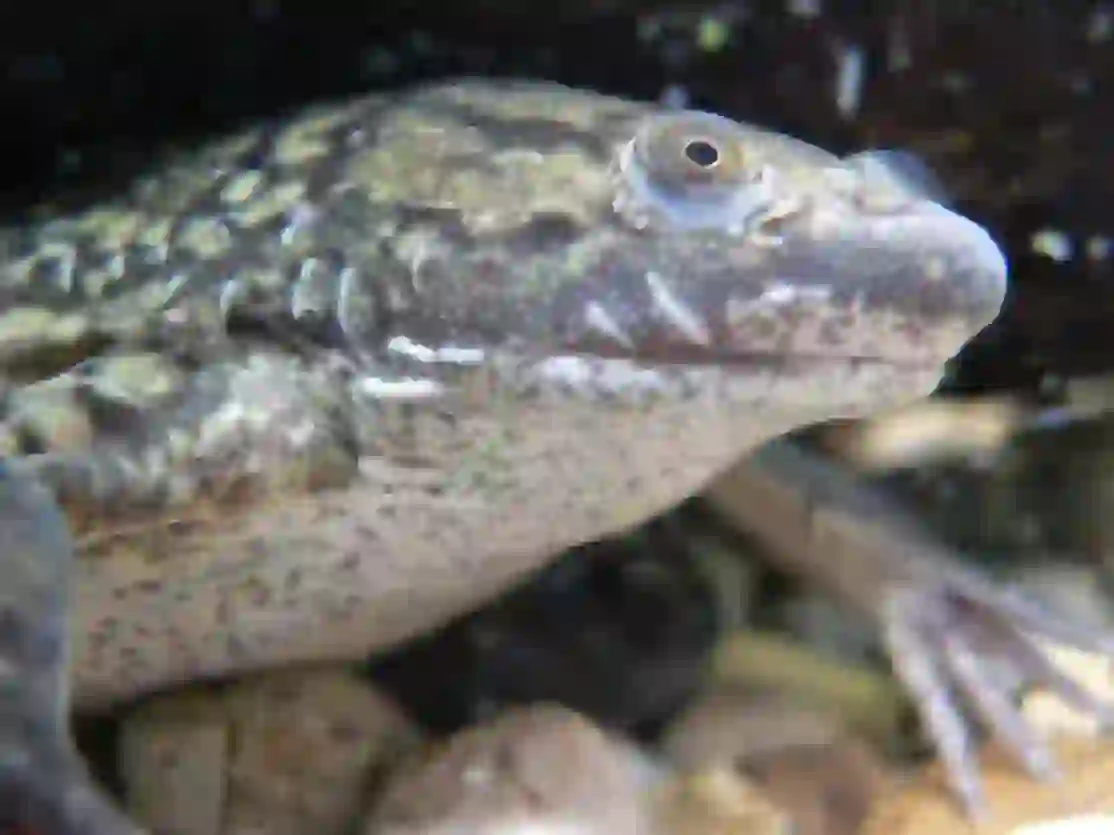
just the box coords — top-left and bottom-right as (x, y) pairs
(0, 78), (1006, 713)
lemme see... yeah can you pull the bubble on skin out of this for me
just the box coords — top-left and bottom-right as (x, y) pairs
(386, 335), (486, 365)
(583, 301), (634, 348)
(356, 376), (443, 401)
(726, 282), (834, 317)
(533, 355), (672, 397)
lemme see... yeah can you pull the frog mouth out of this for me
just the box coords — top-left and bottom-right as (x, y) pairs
(580, 344), (953, 374)
(524, 351), (949, 405)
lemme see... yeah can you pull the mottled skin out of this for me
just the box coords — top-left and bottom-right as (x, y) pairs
(0, 77), (1029, 827)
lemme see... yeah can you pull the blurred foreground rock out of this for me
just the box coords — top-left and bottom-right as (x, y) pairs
(120, 666), (425, 835)
(661, 685), (889, 835)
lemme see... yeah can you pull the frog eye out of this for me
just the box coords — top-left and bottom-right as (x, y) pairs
(633, 112), (755, 194)
(618, 111), (774, 231)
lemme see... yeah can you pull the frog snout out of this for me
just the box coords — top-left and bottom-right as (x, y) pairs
(821, 200), (1010, 357)
(912, 201), (1009, 334)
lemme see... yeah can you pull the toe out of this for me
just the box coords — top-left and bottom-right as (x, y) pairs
(881, 594), (987, 815)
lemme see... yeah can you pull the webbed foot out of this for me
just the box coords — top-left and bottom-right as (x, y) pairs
(0, 462), (143, 834)
(881, 565), (1114, 816)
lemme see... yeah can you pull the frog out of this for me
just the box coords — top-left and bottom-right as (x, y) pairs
(0, 77), (1090, 830)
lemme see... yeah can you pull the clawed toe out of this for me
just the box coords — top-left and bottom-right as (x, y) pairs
(880, 575), (1114, 816)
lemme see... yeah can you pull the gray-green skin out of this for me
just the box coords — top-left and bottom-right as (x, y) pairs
(0, 78), (1056, 828)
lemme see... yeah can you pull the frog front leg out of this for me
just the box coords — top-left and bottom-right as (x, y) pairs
(708, 440), (1114, 815)
(876, 551), (1114, 815)
(8, 348), (374, 708)
(0, 462), (144, 835)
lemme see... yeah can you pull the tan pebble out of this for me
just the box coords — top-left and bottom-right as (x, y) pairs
(653, 767), (790, 835)
(661, 685), (889, 835)
(741, 737), (889, 835)
(365, 703), (664, 835)
(119, 665), (425, 835)
(861, 738), (1114, 835)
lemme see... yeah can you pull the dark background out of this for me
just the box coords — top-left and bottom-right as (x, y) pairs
(2, 1), (1113, 390)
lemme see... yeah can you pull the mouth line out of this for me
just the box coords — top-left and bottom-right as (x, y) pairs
(581, 347), (945, 374)
(719, 352), (939, 372)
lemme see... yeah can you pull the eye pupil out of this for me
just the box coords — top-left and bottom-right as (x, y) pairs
(683, 139), (720, 168)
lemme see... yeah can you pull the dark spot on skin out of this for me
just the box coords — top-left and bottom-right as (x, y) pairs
(81, 391), (147, 441)
(284, 569), (303, 592)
